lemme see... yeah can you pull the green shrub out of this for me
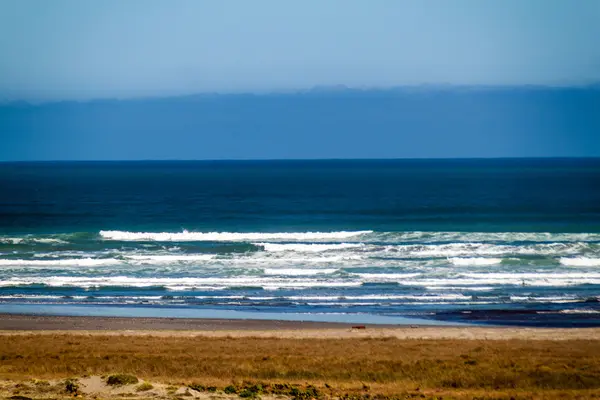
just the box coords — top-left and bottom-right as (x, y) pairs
(224, 385), (238, 394)
(188, 383), (205, 392)
(106, 374), (139, 386)
(238, 389), (257, 398)
(290, 385), (320, 400)
(64, 379), (79, 394)
(238, 383), (263, 398)
(136, 382), (154, 392)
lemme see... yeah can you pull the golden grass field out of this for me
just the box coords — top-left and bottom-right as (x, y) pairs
(1, 332), (600, 400)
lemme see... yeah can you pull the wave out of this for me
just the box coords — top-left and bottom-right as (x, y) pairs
(4, 230), (600, 246)
(0, 276), (363, 290)
(2, 292), (593, 307)
(254, 242), (364, 252)
(449, 257), (503, 266)
(560, 257), (600, 267)
(0, 258), (118, 266)
(559, 309), (600, 314)
(99, 230), (372, 242)
(226, 255), (363, 264)
(351, 273), (421, 280)
(125, 254), (216, 262)
(380, 242), (595, 258)
(263, 268), (339, 276)
(373, 231), (600, 243)
(0, 237), (68, 245)
(419, 272), (600, 287)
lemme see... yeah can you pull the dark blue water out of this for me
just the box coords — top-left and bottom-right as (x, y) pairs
(1, 159), (599, 326)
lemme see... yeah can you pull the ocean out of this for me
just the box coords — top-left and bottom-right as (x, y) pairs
(1, 159), (599, 326)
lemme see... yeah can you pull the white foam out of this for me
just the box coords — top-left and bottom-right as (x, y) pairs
(417, 272), (600, 287)
(263, 268), (338, 276)
(0, 238), (23, 244)
(559, 309), (600, 314)
(0, 294), (64, 300)
(100, 230), (372, 242)
(288, 294), (471, 301)
(377, 231), (600, 243)
(560, 257), (600, 267)
(352, 273), (421, 281)
(0, 258), (118, 266)
(384, 242), (591, 258)
(424, 286), (496, 291)
(226, 255), (363, 264)
(254, 243), (364, 252)
(510, 295), (582, 303)
(32, 238), (68, 244)
(449, 257), (503, 266)
(462, 272), (600, 279)
(0, 237), (67, 245)
(0, 276), (362, 290)
(125, 254), (216, 262)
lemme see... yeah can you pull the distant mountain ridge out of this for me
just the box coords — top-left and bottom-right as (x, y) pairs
(2, 83), (600, 106)
(1, 85), (599, 160)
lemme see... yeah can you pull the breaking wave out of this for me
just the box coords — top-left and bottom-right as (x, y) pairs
(560, 257), (600, 267)
(263, 268), (339, 276)
(0, 258), (118, 267)
(254, 243), (364, 252)
(449, 257), (503, 266)
(99, 230), (372, 242)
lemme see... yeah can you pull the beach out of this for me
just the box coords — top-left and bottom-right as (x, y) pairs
(0, 315), (599, 400)
(1, 314), (600, 340)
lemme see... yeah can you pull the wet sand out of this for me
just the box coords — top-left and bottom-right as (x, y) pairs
(1, 313), (599, 340)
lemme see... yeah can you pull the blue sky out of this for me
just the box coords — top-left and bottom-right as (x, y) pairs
(0, 1), (599, 160)
(1, 0), (599, 100)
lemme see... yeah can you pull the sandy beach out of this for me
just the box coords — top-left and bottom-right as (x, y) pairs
(0, 315), (599, 399)
(1, 313), (600, 340)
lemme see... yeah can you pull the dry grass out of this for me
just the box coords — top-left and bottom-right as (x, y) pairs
(0, 334), (599, 399)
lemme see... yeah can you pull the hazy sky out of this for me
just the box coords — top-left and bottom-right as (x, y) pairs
(1, 0), (599, 100)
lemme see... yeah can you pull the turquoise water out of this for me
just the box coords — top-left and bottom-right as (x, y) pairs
(1, 159), (599, 326)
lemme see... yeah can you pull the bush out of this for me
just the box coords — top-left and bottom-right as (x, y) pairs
(238, 389), (257, 398)
(290, 385), (320, 400)
(106, 374), (139, 386)
(64, 379), (79, 394)
(224, 385), (238, 394)
(188, 383), (205, 392)
(238, 383), (263, 398)
(136, 382), (154, 392)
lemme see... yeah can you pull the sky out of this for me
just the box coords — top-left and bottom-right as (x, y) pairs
(0, 0), (599, 160)
(0, 0), (599, 100)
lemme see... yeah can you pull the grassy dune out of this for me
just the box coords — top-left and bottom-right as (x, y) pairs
(0, 334), (599, 399)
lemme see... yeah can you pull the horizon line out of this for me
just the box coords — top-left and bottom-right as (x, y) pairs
(2, 82), (600, 105)
(2, 156), (600, 164)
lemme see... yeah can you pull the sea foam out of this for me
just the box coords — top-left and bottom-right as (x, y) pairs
(0, 258), (118, 266)
(560, 257), (600, 267)
(125, 254), (216, 262)
(449, 257), (503, 266)
(263, 268), (339, 276)
(100, 230), (372, 242)
(254, 242), (364, 252)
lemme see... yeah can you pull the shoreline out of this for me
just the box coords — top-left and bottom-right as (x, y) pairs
(1, 314), (600, 340)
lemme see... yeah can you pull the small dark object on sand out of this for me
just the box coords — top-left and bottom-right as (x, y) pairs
(352, 325), (366, 329)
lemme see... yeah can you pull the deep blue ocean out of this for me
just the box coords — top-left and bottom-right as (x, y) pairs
(1, 159), (600, 326)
